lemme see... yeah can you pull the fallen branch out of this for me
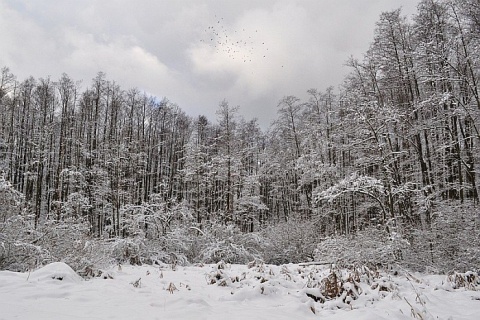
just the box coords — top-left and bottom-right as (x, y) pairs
(299, 261), (333, 266)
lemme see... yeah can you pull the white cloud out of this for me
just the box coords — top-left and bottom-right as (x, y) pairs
(0, 1), (60, 78)
(61, 29), (176, 94)
(187, 3), (310, 100)
(0, 0), (421, 128)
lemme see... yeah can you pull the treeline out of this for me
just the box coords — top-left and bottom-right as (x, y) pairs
(0, 0), (479, 250)
(0, 69), (270, 237)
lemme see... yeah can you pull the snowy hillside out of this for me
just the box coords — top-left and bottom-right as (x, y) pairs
(1, 262), (479, 320)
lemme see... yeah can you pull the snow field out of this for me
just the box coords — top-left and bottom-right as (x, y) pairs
(0, 262), (479, 319)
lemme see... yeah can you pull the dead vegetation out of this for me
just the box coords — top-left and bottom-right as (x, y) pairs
(131, 278), (141, 288)
(447, 271), (479, 290)
(77, 265), (113, 279)
(166, 282), (178, 294)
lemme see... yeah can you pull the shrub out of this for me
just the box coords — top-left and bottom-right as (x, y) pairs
(196, 223), (263, 264)
(313, 226), (409, 268)
(260, 218), (322, 264)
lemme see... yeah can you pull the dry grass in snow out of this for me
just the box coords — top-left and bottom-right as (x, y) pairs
(0, 261), (479, 319)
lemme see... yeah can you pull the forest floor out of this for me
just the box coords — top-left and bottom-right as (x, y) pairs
(0, 261), (479, 320)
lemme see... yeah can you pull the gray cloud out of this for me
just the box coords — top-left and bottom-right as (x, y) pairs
(0, 0), (420, 128)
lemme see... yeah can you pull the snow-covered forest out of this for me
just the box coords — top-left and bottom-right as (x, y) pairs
(0, 0), (479, 277)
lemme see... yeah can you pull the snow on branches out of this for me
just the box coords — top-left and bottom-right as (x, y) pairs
(314, 172), (386, 216)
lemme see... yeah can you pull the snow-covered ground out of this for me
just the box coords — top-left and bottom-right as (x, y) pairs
(0, 262), (479, 320)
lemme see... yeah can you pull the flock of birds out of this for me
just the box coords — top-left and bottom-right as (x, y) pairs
(199, 15), (280, 66)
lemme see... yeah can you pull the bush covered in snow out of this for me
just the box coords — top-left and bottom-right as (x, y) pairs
(399, 202), (480, 273)
(0, 211), (52, 271)
(313, 226), (409, 268)
(260, 218), (321, 264)
(194, 223), (263, 264)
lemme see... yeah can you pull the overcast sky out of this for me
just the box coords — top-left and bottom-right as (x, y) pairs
(0, 0), (420, 128)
